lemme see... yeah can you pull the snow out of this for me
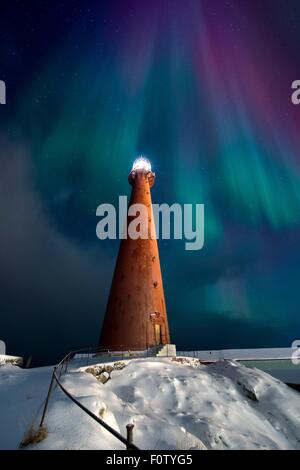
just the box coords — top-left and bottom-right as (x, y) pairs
(0, 364), (53, 449)
(0, 357), (300, 450)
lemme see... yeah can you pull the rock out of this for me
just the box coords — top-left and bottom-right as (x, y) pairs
(85, 366), (104, 377)
(0, 356), (23, 367)
(113, 361), (126, 370)
(97, 371), (110, 384)
(237, 380), (258, 401)
(98, 403), (107, 418)
(85, 362), (126, 380)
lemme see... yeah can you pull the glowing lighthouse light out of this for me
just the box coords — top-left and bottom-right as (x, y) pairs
(132, 156), (152, 172)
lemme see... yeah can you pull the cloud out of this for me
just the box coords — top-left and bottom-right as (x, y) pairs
(0, 136), (112, 365)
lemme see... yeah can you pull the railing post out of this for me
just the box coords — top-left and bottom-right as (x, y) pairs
(58, 364), (63, 380)
(126, 423), (134, 450)
(40, 367), (56, 427)
(64, 353), (69, 373)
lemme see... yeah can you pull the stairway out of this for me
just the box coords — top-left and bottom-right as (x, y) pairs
(147, 344), (177, 357)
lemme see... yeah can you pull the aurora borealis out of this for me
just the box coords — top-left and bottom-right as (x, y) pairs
(1, 0), (300, 364)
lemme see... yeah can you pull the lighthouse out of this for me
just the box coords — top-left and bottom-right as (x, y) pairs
(99, 157), (171, 351)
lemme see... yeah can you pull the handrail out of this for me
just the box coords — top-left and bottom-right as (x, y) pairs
(52, 368), (139, 450)
(39, 346), (142, 450)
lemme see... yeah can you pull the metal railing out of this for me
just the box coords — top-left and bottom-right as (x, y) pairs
(39, 346), (142, 450)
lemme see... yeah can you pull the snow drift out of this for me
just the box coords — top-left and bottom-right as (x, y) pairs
(0, 357), (299, 450)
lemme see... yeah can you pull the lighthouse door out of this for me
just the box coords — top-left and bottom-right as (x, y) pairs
(154, 324), (162, 345)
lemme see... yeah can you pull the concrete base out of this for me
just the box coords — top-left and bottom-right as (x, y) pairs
(94, 345), (177, 359)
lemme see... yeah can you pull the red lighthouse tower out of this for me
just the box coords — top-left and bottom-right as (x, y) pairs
(99, 157), (171, 351)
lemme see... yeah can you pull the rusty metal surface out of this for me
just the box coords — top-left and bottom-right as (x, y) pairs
(99, 169), (170, 350)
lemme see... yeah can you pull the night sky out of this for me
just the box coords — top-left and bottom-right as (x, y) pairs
(1, 0), (300, 366)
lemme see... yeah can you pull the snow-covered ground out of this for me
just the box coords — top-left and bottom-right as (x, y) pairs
(0, 357), (300, 450)
(0, 364), (53, 449)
